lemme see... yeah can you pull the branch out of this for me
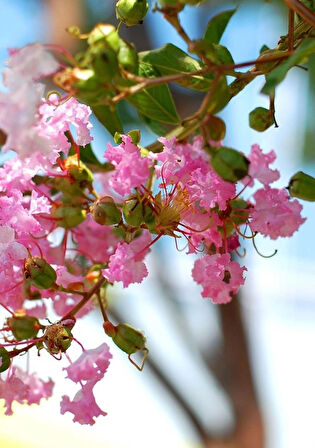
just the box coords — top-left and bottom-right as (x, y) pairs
(283, 0), (315, 27)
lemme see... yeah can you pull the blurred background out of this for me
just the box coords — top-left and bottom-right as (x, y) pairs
(0, 0), (314, 447)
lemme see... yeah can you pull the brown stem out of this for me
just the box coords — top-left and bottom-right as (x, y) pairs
(283, 0), (315, 27)
(61, 277), (106, 321)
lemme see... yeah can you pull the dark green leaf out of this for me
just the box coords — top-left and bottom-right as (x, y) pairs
(138, 112), (167, 136)
(92, 105), (123, 136)
(140, 44), (213, 91)
(127, 61), (180, 124)
(204, 9), (236, 44)
(207, 76), (230, 114)
(0, 347), (10, 373)
(249, 107), (274, 132)
(262, 38), (315, 94)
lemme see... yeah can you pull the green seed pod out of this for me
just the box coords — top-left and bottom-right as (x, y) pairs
(249, 107), (274, 132)
(118, 41), (138, 73)
(116, 0), (149, 26)
(91, 196), (122, 225)
(8, 315), (41, 341)
(0, 347), (10, 373)
(104, 322), (146, 354)
(123, 195), (144, 226)
(211, 147), (249, 183)
(44, 323), (73, 354)
(24, 256), (57, 290)
(51, 205), (87, 229)
(288, 171), (315, 202)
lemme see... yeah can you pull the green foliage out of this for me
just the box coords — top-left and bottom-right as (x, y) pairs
(92, 105), (123, 136)
(262, 38), (315, 94)
(140, 44), (213, 91)
(204, 9), (236, 44)
(127, 61), (180, 124)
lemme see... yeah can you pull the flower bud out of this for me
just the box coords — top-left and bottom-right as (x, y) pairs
(249, 107), (274, 132)
(51, 205), (87, 229)
(91, 196), (122, 225)
(211, 147), (249, 183)
(104, 322), (146, 354)
(64, 155), (94, 184)
(203, 115), (226, 141)
(8, 315), (41, 341)
(123, 195), (144, 226)
(24, 256), (57, 290)
(288, 171), (315, 202)
(116, 0), (149, 26)
(0, 347), (10, 373)
(87, 24), (116, 46)
(44, 323), (73, 354)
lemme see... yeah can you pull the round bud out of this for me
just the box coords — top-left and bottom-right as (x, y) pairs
(210, 147), (249, 183)
(44, 323), (73, 354)
(249, 107), (274, 132)
(203, 116), (226, 142)
(8, 315), (41, 341)
(91, 197), (122, 225)
(24, 256), (57, 290)
(104, 322), (146, 354)
(64, 155), (94, 184)
(51, 205), (87, 229)
(0, 347), (10, 373)
(116, 0), (149, 26)
(288, 171), (315, 202)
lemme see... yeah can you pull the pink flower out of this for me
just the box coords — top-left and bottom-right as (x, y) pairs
(105, 135), (152, 196)
(250, 187), (306, 239)
(60, 379), (106, 425)
(187, 168), (236, 210)
(244, 144), (280, 186)
(29, 190), (51, 215)
(192, 254), (246, 304)
(64, 343), (112, 383)
(0, 367), (53, 415)
(0, 225), (28, 268)
(102, 231), (151, 287)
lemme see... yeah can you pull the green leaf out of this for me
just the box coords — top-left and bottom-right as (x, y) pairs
(204, 9), (236, 44)
(207, 76), (230, 114)
(262, 38), (315, 94)
(140, 44), (213, 91)
(127, 61), (180, 124)
(0, 347), (10, 373)
(138, 112), (167, 136)
(249, 107), (274, 132)
(92, 105), (123, 136)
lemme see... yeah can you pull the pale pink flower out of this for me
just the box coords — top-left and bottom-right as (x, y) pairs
(244, 144), (280, 186)
(105, 135), (152, 196)
(29, 190), (51, 215)
(192, 254), (246, 304)
(250, 187), (306, 239)
(187, 168), (236, 210)
(0, 225), (28, 268)
(14, 368), (54, 405)
(102, 231), (151, 287)
(60, 379), (106, 425)
(64, 343), (112, 383)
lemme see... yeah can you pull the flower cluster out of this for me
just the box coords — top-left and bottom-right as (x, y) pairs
(0, 44), (306, 425)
